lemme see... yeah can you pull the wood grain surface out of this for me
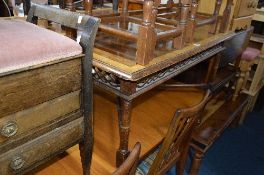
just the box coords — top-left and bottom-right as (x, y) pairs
(28, 87), (205, 175)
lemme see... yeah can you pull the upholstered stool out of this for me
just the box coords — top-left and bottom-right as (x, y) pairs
(232, 47), (260, 101)
(0, 9), (99, 174)
(0, 19), (82, 75)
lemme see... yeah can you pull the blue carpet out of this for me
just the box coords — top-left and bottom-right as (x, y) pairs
(167, 110), (264, 175)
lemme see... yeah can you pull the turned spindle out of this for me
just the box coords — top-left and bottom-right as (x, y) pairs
(136, 0), (157, 65)
(121, 0), (129, 15)
(167, 0), (174, 8)
(219, 0), (233, 33)
(209, 0), (222, 34)
(174, 0), (191, 49)
(83, 0), (93, 15)
(64, 0), (75, 11)
(186, 0), (198, 43)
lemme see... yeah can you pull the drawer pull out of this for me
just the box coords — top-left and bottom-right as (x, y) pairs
(10, 156), (25, 170)
(1, 121), (18, 137)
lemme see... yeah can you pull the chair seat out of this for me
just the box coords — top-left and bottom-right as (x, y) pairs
(241, 47), (260, 62)
(0, 19), (82, 75)
(136, 146), (180, 175)
(136, 147), (160, 175)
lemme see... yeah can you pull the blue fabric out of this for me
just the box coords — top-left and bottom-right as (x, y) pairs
(136, 147), (160, 175)
(166, 111), (264, 175)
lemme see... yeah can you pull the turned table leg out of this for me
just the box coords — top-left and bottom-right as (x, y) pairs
(116, 97), (133, 167)
(189, 151), (204, 175)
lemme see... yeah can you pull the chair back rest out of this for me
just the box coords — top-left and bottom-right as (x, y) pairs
(113, 142), (141, 175)
(148, 90), (211, 174)
(26, 4), (100, 174)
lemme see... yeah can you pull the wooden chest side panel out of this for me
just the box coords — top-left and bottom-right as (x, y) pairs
(0, 59), (81, 118)
(234, 0), (258, 18)
(0, 90), (80, 144)
(231, 16), (253, 31)
(0, 117), (83, 175)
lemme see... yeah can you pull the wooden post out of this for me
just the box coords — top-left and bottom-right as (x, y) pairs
(189, 151), (204, 175)
(219, 0), (233, 33)
(65, 0), (75, 11)
(166, 0), (174, 9)
(113, 0), (119, 12)
(121, 0), (129, 15)
(173, 0), (190, 49)
(84, 0), (93, 15)
(204, 53), (221, 83)
(186, 0), (198, 43)
(209, 0), (222, 34)
(64, 0), (76, 38)
(136, 0), (157, 65)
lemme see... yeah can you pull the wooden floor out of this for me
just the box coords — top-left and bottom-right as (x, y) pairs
(28, 87), (205, 175)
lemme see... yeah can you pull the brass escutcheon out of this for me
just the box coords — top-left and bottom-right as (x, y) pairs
(1, 121), (18, 137)
(10, 156), (25, 170)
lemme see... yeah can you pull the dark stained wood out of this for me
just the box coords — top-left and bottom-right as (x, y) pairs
(135, 0), (157, 65)
(0, 91), (80, 144)
(116, 98), (133, 167)
(186, 1), (198, 43)
(219, 0), (233, 33)
(0, 118), (83, 175)
(113, 143), (141, 175)
(0, 4), (100, 175)
(189, 94), (248, 175)
(0, 59), (81, 118)
(209, 0), (222, 34)
(146, 90), (211, 175)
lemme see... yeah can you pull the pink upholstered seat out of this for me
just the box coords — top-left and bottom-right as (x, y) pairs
(241, 47), (260, 62)
(0, 19), (82, 75)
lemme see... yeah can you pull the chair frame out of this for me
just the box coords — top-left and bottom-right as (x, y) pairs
(26, 4), (100, 175)
(113, 142), (141, 175)
(63, 0), (229, 66)
(143, 89), (211, 175)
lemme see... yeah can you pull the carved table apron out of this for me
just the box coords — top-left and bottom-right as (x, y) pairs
(92, 31), (237, 166)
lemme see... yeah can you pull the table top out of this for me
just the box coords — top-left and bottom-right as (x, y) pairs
(1, 16), (236, 82)
(93, 27), (237, 81)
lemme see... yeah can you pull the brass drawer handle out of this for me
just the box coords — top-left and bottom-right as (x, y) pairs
(10, 156), (25, 170)
(1, 121), (18, 137)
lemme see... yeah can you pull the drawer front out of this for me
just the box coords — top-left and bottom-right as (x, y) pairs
(0, 58), (81, 118)
(234, 0), (258, 18)
(0, 91), (80, 144)
(0, 117), (83, 175)
(231, 16), (252, 31)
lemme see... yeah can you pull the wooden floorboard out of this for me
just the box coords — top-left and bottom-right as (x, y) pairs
(29, 87), (204, 175)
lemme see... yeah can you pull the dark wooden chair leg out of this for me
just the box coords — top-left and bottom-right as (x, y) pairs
(209, 0), (222, 34)
(189, 151), (204, 175)
(186, 0), (198, 43)
(176, 135), (192, 175)
(219, 0), (233, 33)
(136, 0), (157, 65)
(173, 0), (190, 49)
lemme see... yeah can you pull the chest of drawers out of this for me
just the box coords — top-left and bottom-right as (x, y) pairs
(0, 4), (100, 175)
(198, 0), (259, 31)
(0, 56), (83, 174)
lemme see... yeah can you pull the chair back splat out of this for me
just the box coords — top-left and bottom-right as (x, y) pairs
(147, 90), (211, 175)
